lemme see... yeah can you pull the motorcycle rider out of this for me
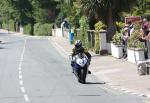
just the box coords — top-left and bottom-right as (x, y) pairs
(71, 40), (91, 74)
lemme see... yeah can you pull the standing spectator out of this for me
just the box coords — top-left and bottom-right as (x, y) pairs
(127, 21), (134, 36)
(142, 18), (149, 36)
(141, 18), (150, 59)
(122, 27), (129, 58)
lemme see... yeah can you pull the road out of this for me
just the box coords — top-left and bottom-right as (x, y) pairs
(0, 31), (148, 103)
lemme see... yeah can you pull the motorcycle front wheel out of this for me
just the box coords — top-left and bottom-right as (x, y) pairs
(79, 68), (87, 84)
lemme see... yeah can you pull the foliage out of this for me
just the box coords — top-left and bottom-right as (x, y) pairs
(34, 23), (52, 36)
(24, 24), (32, 35)
(2, 22), (7, 30)
(9, 19), (15, 31)
(94, 21), (106, 54)
(67, 6), (80, 28)
(56, 0), (80, 28)
(116, 21), (125, 31)
(80, 0), (137, 23)
(131, 0), (150, 16)
(34, 23), (41, 35)
(0, 0), (58, 35)
(79, 16), (89, 49)
(80, 0), (137, 41)
(112, 32), (122, 45)
(55, 13), (63, 28)
(41, 23), (52, 36)
(128, 24), (145, 49)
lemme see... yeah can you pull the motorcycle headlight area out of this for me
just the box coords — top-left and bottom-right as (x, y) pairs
(76, 58), (88, 67)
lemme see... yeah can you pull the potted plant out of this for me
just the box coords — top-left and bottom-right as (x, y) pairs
(111, 32), (123, 58)
(127, 24), (145, 63)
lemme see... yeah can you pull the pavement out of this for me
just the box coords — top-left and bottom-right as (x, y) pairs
(50, 36), (150, 99)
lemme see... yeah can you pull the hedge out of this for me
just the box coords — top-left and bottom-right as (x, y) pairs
(34, 23), (52, 36)
(24, 24), (32, 35)
(9, 19), (15, 31)
(2, 22), (7, 30)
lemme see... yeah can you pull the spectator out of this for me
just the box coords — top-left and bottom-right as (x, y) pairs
(142, 18), (149, 36)
(141, 18), (150, 59)
(127, 21), (134, 36)
(122, 27), (129, 58)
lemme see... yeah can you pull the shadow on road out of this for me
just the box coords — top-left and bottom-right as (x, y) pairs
(0, 33), (9, 35)
(0, 47), (5, 49)
(86, 82), (106, 85)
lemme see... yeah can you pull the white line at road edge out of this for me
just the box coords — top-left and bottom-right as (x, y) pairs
(18, 39), (30, 102)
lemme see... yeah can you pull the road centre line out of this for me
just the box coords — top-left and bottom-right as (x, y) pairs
(24, 94), (30, 102)
(19, 71), (22, 75)
(19, 67), (22, 70)
(19, 80), (24, 86)
(19, 75), (23, 79)
(18, 39), (30, 102)
(20, 87), (26, 93)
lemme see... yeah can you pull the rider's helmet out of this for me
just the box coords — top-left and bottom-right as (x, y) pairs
(75, 40), (82, 48)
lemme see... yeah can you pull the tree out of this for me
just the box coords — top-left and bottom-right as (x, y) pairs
(132, 0), (150, 16)
(56, 0), (80, 28)
(80, 0), (137, 41)
(0, 0), (17, 30)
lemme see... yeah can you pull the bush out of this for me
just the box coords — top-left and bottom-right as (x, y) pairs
(34, 23), (41, 35)
(34, 23), (52, 36)
(41, 23), (52, 36)
(2, 22), (7, 29)
(9, 19), (15, 31)
(79, 16), (89, 49)
(116, 21), (125, 31)
(94, 21), (106, 54)
(128, 24), (145, 49)
(24, 24), (32, 35)
(112, 32), (122, 45)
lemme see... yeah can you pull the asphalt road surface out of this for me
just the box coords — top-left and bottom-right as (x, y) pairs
(0, 31), (148, 103)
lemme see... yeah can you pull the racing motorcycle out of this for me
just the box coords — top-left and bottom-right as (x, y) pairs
(70, 53), (89, 84)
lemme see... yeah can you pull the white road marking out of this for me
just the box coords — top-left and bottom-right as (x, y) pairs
(147, 95), (150, 98)
(19, 63), (22, 69)
(24, 94), (30, 102)
(19, 71), (22, 75)
(19, 75), (23, 79)
(18, 39), (30, 102)
(19, 67), (22, 70)
(20, 87), (26, 93)
(130, 92), (138, 95)
(19, 80), (23, 85)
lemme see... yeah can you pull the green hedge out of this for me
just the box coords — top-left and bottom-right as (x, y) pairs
(24, 24), (32, 35)
(2, 22), (7, 29)
(34, 23), (52, 36)
(2, 20), (15, 31)
(9, 19), (15, 31)
(79, 16), (89, 49)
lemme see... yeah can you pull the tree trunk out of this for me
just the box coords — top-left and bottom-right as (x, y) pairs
(31, 23), (34, 35)
(106, 7), (116, 42)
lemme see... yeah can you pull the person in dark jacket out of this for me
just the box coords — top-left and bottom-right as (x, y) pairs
(72, 40), (91, 74)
